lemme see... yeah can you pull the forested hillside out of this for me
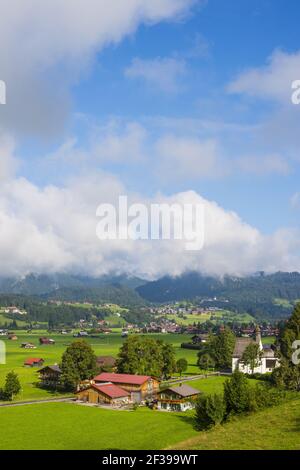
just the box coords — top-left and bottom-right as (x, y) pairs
(137, 271), (300, 319)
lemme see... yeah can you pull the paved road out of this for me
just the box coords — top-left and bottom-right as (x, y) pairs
(0, 397), (73, 408)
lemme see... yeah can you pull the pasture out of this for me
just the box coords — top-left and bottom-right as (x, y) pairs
(0, 332), (200, 401)
(0, 402), (198, 450)
(165, 310), (255, 325)
(0, 392), (299, 450)
(170, 398), (300, 450)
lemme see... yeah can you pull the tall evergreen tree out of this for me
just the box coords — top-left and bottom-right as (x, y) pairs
(272, 303), (300, 390)
(204, 327), (236, 370)
(3, 371), (21, 400)
(223, 370), (254, 415)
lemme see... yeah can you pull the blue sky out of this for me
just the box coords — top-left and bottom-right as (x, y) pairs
(22, 0), (300, 231)
(1, 0), (300, 277)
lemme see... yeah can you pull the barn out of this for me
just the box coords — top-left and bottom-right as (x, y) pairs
(76, 383), (130, 405)
(92, 373), (160, 403)
(24, 358), (44, 367)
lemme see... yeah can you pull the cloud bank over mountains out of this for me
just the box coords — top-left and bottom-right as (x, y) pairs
(1, 147), (300, 279)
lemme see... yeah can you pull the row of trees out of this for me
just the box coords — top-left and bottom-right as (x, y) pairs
(116, 336), (176, 379)
(195, 370), (287, 430)
(196, 326), (264, 374)
(272, 303), (300, 390)
(58, 335), (179, 391)
(195, 303), (300, 430)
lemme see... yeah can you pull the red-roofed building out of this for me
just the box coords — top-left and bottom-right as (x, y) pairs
(93, 373), (160, 402)
(24, 358), (44, 367)
(76, 382), (130, 405)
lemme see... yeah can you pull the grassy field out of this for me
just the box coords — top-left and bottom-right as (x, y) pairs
(185, 376), (228, 394)
(165, 310), (255, 325)
(0, 375), (230, 450)
(169, 398), (300, 450)
(0, 394), (299, 450)
(0, 403), (199, 450)
(0, 308), (29, 327)
(0, 332), (201, 401)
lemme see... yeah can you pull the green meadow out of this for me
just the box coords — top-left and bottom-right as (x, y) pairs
(0, 394), (299, 450)
(0, 403), (199, 450)
(165, 310), (255, 325)
(169, 398), (300, 450)
(0, 332), (201, 401)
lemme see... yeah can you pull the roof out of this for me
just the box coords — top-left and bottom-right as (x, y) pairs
(24, 358), (44, 365)
(232, 337), (254, 358)
(164, 384), (201, 398)
(76, 383), (129, 399)
(92, 383), (129, 399)
(93, 372), (153, 385)
(262, 349), (276, 358)
(38, 365), (62, 373)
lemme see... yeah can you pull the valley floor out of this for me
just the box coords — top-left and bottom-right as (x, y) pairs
(0, 397), (299, 450)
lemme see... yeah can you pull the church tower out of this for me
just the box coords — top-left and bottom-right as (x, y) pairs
(255, 325), (263, 351)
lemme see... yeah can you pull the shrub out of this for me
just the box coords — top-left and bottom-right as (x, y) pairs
(254, 383), (287, 409)
(195, 394), (226, 430)
(246, 372), (272, 382)
(223, 370), (255, 415)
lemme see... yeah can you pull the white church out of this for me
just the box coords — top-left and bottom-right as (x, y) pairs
(232, 326), (280, 374)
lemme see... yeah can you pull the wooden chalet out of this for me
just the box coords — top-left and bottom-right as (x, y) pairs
(156, 384), (201, 411)
(21, 342), (36, 349)
(92, 373), (160, 403)
(76, 383), (130, 405)
(39, 337), (55, 345)
(38, 365), (62, 388)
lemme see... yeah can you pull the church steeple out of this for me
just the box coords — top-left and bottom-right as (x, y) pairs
(255, 325), (263, 351)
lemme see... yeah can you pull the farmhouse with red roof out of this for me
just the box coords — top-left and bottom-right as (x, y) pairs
(92, 373), (160, 403)
(24, 358), (44, 367)
(76, 383), (130, 406)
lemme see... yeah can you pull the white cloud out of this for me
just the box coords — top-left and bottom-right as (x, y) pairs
(228, 49), (300, 103)
(91, 120), (147, 164)
(125, 57), (187, 92)
(0, 0), (196, 137)
(0, 144), (300, 278)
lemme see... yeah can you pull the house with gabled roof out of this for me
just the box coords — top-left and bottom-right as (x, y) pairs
(156, 384), (201, 411)
(76, 383), (130, 406)
(24, 358), (44, 367)
(92, 372), (160, 403)
(38, 365), (62, 388)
